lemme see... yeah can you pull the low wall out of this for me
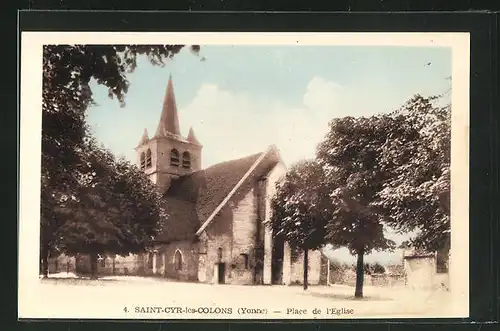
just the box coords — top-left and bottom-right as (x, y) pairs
(75, 254), (148, 276)
(328, 268), (406, 288)
(47, 254), (76, 274)
(370, 274), (406, 287)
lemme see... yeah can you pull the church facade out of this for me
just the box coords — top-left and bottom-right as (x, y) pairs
(72, 76), (326, 285)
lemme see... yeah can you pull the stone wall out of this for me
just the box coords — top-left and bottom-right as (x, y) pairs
(230, 187), (259, 285)
(47, 254), (76, 274)
(204, 203), (235, 284)
(74, 253), (146, 276)
(369, 273), (406, 287)
(404, 256), (436, 290)
(162, 241), (199, 281)
(109, 254), (145, 275)
(138, 134), (202, 192)
(263, 162), (287, 284)
(288, 250), (323, 285)
(433, 272), (450, 290)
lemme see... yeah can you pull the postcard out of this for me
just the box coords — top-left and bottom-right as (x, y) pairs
(18, 31), (469, 319)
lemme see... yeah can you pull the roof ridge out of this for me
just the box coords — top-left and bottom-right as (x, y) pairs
(195, 146), (273, 236)
(202, 151), (263, 171)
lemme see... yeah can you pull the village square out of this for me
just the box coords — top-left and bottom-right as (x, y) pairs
(29, 42), (460, 318)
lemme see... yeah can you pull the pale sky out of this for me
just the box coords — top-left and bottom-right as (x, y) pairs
(86, 45), (451, 265)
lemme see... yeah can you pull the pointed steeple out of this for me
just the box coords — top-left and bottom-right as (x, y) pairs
(137, 128), (149, 146)
(155, 74), (181, 137)
(187, 127), (201, 145)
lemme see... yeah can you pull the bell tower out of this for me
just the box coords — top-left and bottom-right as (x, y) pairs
(135, 75), (202, 192)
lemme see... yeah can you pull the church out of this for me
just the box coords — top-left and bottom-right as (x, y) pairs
(70, 76), (326, 285)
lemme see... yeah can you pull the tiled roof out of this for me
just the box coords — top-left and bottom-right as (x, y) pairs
(156, 148), (281, 243)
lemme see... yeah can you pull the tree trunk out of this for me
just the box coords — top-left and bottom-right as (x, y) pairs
(327, 258), (331, 286)
(303, 249), (309, 291)
(90, 252), (99, 280)
(354, 249), (364, 298)
(41, 244), (49, 278)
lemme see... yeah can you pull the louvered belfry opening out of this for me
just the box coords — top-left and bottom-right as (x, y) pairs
(182, 151), (191, 169)
(170, 149), (180, 167)
(145, 149), (152, 168)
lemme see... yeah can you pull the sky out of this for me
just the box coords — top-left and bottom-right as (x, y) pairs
(86, 45), (452, 265)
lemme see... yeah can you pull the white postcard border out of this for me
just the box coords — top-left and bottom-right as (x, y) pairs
(18, 32), (470, 319)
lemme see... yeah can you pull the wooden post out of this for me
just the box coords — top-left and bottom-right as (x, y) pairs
(303, 249), (309, 291)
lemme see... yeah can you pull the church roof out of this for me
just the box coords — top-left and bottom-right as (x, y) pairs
(155, 146), (282, 243)
(155, 75), (181, 137)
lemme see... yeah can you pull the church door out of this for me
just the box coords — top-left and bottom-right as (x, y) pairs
(217, 263), (226, 284)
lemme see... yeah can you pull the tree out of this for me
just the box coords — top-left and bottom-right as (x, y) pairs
(269, 160), (331, 290)
(371, 95), (451, 252)
(41, 44), (199, 275)
(364, 262), (386, 275)
(317, 116), (396, 298)
(372, 262), (386, 274)
(55, 138), (167, 279)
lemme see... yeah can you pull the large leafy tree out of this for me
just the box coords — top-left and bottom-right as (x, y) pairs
(317, 116), (396, 298)
(372, 95), (451, 252)
(41, 44), (199, 276)
(269, 160), (331, 290)
(55, 139), (167, 279)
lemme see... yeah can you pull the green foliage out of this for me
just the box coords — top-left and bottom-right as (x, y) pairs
(55, 138), (167, 256)
(316, 116), (396, 256)
(270, 160), (330, 251)
(41, 44), (197, 267)
(363, 262), (386, 275)
(371, 95), (451, 251)
(270, 93), (449, 296)
(372, 262), (386, 274)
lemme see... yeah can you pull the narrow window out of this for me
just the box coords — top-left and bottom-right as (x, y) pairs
(146, 149), (152, 168)
(140, 152), (146, 170)
(170, 149), (180, 167)
(182, 151), (191, 169)
(100, 257), (106, 268)
(174, 250), (183, 271)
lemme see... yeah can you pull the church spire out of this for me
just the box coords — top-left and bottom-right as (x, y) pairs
(155, 74), (181, 137)
(137, 128), (149, 146)
(187, 127), (201, 145)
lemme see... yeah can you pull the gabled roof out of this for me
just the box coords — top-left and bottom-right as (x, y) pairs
(155, 146), (282, 243)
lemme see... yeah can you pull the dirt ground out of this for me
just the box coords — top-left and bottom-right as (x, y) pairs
(19, 273), (459, 319)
